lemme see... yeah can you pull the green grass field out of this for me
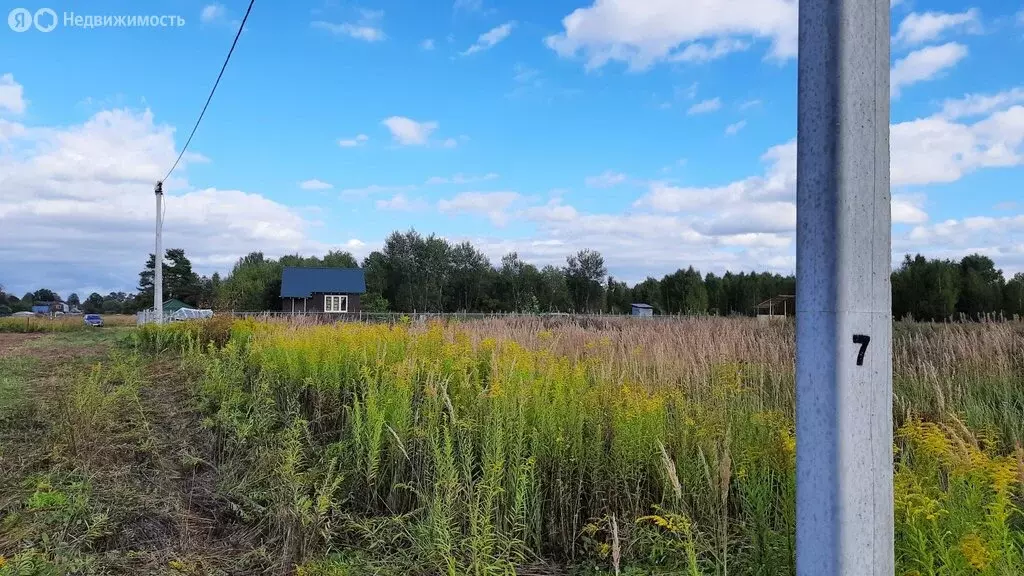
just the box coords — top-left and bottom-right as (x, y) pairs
(1, 318), (1023, 575)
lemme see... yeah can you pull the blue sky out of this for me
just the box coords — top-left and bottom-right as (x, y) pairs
(1, 0), (1023, 298)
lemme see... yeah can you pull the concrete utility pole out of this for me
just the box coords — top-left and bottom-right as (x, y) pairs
(795, 0), (893, 573)
(154, 181), (164, 324)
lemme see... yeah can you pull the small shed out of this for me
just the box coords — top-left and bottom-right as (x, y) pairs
(280, 267), (366, 314)
(755, 295), (795, 320)
(631, 303), (654, 317)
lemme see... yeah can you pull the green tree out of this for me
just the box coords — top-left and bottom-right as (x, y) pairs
(891, 254), (960, 321)
(631, 277), (663, 313)
(320, 250), (359, 268)
(605, 276), (631, 314)
(499, 252), (541, 312)
(564, 249), (606, 313)
(216, 252), (281, 311)
(32, 288), (59, 302)
(704, 273), (725, 315)
(1004, 273), (1024, 318)
(660, 267), (707, 314)
(67, 293), (80, 308)
(956, 254), (1004, 319)
(535, 265), (570, 312)
(445, 242), (492, 312)
(83, 292), (105, 314)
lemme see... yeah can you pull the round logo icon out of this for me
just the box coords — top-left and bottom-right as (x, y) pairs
(33, 7), (57, 32)
(8, 7), (32, 32)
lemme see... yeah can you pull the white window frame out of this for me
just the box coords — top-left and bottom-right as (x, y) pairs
(324, 294), (348, 313)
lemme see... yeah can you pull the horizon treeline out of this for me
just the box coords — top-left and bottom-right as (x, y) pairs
(4, 229), (1023, 319)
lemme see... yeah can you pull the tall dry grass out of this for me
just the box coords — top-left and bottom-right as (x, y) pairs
(0, 314), (137, 333)
(130, 316), (1024, 575)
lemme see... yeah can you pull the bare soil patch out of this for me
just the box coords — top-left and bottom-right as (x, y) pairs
(0, 332), (43, 356)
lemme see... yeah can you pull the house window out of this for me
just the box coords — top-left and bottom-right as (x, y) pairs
(324, 294), (348, 313)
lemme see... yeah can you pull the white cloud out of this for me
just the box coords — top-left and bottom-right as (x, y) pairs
(0, 119), (27, 141)
(200, 3), (226, 23)
(725, 120), (747, 135)
(585, 170), (627, 188)
(462, 21), (515, 55)
(898, 216), (1024, 275)
(376, 193), (427, 211)
(421, 38), (435, 50)
(739, 99), (762, 110)
(426, 173), (499, 185)
(891, 105), (1024, 186)
(695, 202), (796, 236)
(669, 38), (750, 64)
(636, 141), (796, 213)
(338, 134), (369, 147)
(299, 179), (333, 190)
(891, 194), (929, 224)
(544, 0), (797, 72)
(939, 87), (1024, 119)
(381, 116), (438, 146)
(438, 191), (520, 225)
(522, 198), (579, 223)
(442, 137), (458, 148)
(688, 97), (722, 115)
(893, 9), (981, 46)
(641, 95), (1024, 205)
(312, 11), (386, 42)
(907, 216), (1024, 243)
(508, 199), (797, 278)
(0, 107), (327, 296)
(891, 42), (968, 98)
(0, 74), (26, 115)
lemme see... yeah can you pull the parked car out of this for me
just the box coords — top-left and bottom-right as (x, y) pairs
(83, 314), (103, 327)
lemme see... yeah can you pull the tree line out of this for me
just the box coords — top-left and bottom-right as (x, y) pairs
(216, 230), (797, 316)
(3, 229), (1023, 319)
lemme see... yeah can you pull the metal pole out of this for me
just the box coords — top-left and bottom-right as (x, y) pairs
(154, 182), (164, 325)
(796, 0), (892, 572)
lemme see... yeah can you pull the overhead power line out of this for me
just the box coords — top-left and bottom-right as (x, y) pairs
(162, 0), (256, 182)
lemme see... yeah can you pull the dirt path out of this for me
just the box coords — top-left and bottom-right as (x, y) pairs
(127, 359), (271, 574)
(0, 333), (272, 574)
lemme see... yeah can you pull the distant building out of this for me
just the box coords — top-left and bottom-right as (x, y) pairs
(631, 303), (654, 317)
(755, 295), (795, 321)
(279, 267), (366, 314)
(32, 301), (68, 315)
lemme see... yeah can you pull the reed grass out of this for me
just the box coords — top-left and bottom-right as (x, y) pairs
(133, 316), (1024, 575)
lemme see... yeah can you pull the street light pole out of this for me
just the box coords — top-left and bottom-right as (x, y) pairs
(154, 181), (164, 324)
(795, 0), (893, 573)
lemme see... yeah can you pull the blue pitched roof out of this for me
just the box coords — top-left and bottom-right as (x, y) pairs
(280, 267), (366, 298)
(631, 303), (654, 309)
